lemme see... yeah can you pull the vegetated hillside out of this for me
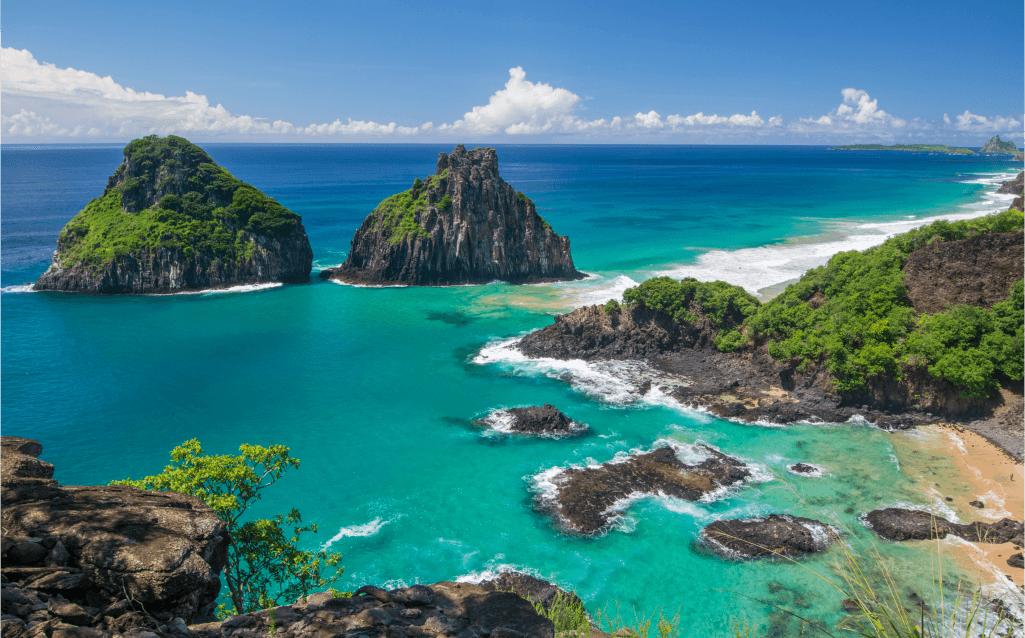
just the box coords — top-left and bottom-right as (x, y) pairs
(321, 145), (583, 286)
(549, 210), (1020, 414)
(831, 143), (975, 155)
(35, 135), (313, 294)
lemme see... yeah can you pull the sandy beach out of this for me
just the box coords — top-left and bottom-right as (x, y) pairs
(893, 424), (1024, 588)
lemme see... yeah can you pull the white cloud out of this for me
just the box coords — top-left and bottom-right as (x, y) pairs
(794, 88), (905, 133)
(0, 47), (419, 139)
(949, 110), (1022, 132)
(4, 48), (1018, 144)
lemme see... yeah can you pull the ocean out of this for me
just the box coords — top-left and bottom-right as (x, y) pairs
(1, 144), (1019, 635)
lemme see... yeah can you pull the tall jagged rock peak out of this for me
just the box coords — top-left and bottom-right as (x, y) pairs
(35, 135), (313, 294)
(321, 145), (585, 286)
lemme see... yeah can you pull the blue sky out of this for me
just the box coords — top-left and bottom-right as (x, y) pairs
(3, 0), (1022, 143)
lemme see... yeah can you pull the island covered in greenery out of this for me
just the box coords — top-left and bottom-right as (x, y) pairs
(831, 143), (975, 155)
(979, 134), (1020, 154)
(34, 135), (313, 294)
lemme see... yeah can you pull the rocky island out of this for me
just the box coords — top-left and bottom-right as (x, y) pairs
(979, 135), (1020, 154)
(831, 143), (975, 155)
(34, 135), (313, 294)
(320, 145), (584, 286)
(480, 404), (587, 437)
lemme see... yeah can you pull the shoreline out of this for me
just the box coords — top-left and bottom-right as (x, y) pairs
(892, 425), (1024, 588)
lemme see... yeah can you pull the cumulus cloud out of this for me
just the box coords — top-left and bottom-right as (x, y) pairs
(946, 110), (1022, 132)
(0, 47), (423, 139)
(794, 88), (905, 133)
(4, 48), (1018, 144)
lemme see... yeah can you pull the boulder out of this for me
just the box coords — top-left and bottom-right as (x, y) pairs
(483, 404), (587, 437)
(864, 508), (1024, 544)
(702, 515), (838, 559)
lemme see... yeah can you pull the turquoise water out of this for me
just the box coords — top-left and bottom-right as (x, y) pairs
(1, 145), (1020, 635)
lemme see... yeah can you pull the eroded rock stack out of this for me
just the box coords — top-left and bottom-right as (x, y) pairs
(321, 145), (584, 286)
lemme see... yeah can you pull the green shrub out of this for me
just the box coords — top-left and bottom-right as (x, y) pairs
(622, 277), (759, 329)
(439, 194), (453, 211)
(604, 299), (620, 314)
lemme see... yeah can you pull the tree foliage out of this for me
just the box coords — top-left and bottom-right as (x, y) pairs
(113, 440), (342, 616)
(615, 209), (1024, 398)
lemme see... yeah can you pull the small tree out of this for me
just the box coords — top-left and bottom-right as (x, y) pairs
(113, 439), (342, 615)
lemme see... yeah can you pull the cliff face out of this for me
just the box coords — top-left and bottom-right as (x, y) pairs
(34, 135), (313, 294)
(979, 135), (1019, 154)
(322, 145), (584, 286)
(1, 437), (229, 624)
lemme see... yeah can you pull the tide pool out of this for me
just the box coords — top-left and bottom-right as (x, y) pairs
(2, 144), (1020, 635)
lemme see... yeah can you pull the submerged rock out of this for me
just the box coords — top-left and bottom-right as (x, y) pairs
(483, 404), (587, 437)
(788, 463), (820, 475)
(864, 508), (1024, 544)
(702, 514), (838, 559)
(535, 443), (751, 535)
(321, 145), (584, 286)
(34, 135), (313, 294)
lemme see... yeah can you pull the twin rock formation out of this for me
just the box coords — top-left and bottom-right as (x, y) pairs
(36, 139), (581, 293)
(320, 145), (583, 286)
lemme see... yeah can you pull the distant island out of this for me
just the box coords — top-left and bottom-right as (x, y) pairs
(979, 134), (1020, 154)
(831, 143), (975, 155)
(34, 135), (314, 294)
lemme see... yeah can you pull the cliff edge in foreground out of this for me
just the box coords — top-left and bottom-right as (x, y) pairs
(35, 135), (313, 294)
(321, 145), (584, 286)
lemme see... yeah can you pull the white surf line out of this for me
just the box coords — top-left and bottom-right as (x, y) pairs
(655, 170), (1021, 298)
(322, 516), (397, 549)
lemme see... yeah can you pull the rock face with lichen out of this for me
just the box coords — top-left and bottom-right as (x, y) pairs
(321, 145), (584, 286)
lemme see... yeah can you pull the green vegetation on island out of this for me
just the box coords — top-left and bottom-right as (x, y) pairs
(831, 143), (975, 155)
(979, 134), (1020, 154)
(618, 208), (1025, 399)
(114, 439), (342, 616)
(58, 135), (301, 269)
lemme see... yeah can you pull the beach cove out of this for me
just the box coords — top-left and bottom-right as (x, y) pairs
(2, 144), (1021, 636)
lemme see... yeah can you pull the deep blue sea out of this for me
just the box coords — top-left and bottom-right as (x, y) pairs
(1, 144), (1020, 635)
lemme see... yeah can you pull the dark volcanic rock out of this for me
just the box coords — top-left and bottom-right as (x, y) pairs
(34, 135), (313, 294)
(902, 231), (1023, 315)
(1009, 553), (1024, 569)
(997, 171), (1023, 196)
(1, 437), (229, 622)
(518, 303), (713, 361)
(484, 404), (586, 437)
(702, 514), (838, 559)
(788, 463), (820, 475)
(864, 508), (1024, 544)
(536, 443), (751, 535)
(478, 571), (584, 615)
(322, 145), (584, 286)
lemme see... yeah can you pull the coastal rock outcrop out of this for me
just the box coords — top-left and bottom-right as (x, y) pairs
(482, 404), (587, 437)
(34, 135), (313, 294)
(1, 437), (229, 623)
(979, 135), (1019, 154)
(535, 443), (751, 535)
(864, 508), (1024, 544)
(998, 171), (1024, 210)
(702, 514), (838, 559)
(901, 231), (1024, 314)
(320, 145), (584, 286)
(477, 571), (584, 616)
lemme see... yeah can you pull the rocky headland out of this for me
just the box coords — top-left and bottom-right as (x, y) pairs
(481, 404), (587, 437)
(1, 437), (583, 638)
(701, 515), (838, 559)
(998, 171), (1024, 211)
(534, 443), (751, 535)
(514, 215), (1025, 458)
(320, 146), (584, 286)
(34, 135), (313, 294)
